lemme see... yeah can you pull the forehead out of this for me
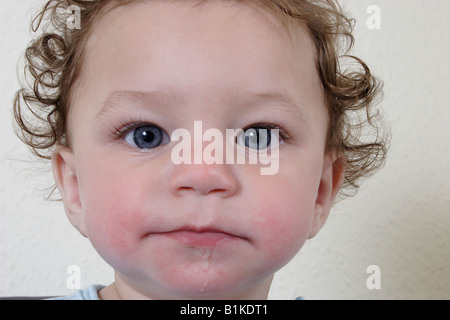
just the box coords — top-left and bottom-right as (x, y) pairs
(70, 0), (325, 127)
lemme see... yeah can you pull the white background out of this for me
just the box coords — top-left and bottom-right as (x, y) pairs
(1, 0), (449, 299)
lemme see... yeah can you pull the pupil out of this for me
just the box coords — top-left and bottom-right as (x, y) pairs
(245, 127), (270, 150)
(142, 130), (155, 142)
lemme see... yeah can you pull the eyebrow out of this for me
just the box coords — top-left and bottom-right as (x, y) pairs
(238, 90), (307, 124)
(96, 90), (180, 120)
(96, 89), (307, 124)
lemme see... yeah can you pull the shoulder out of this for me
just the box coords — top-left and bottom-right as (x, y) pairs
(46, 285), (105, 300)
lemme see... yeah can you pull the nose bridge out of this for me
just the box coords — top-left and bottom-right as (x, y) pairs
(169, 123), (238, 197)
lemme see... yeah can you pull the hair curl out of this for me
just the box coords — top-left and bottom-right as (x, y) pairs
(13, 0), (389, 199)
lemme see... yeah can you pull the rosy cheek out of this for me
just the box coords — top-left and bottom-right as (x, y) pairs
(258, 209), (309, 255)
(82, 174), (146, 260)
(249, 182), (316, 263)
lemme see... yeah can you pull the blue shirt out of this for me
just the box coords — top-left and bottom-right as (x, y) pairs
(46, 285), (105, 300)
(46, 284), (304, 300)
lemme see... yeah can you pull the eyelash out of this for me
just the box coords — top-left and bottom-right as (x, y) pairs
(112, 118), (155, 140)
(111, 119), (293, 145)
(241, 121), (292, 144)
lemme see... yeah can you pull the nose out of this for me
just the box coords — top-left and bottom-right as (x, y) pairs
(169, 162), (238, 198)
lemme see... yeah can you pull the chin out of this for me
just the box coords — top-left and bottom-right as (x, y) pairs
(155, 266), (258, 299)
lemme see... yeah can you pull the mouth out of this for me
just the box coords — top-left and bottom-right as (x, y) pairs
(152, 226), (247, 247)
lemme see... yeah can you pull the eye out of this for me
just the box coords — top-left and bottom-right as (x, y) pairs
(124, 125), (170, 150)
(236, 126), (278, 150)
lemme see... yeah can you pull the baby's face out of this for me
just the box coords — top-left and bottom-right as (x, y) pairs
(54, 1), (341, 299)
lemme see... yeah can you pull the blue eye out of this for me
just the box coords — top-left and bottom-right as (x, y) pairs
(124, 125), (170, 150)
(237, 127), (274, 150)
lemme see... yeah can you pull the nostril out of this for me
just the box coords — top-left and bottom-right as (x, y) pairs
(178, 187), (227, 195)
(170, 165), (238, 197)
(208, 189), (227, 194)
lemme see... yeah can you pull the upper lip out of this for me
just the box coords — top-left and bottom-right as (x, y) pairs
(151, 225), (248, 240)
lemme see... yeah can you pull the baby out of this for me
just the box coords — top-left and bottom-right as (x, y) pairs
(13, 0), (388, 300)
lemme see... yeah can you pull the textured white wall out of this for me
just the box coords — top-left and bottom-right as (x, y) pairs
(1, 0), (449, 299)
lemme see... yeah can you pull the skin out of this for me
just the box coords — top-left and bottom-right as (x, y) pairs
(52, 0), (345, 300)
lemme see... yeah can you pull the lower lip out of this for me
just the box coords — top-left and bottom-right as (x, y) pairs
(162, 231), (239, 247)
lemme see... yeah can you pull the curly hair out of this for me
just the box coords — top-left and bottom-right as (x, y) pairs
(13, 0), (389, 199)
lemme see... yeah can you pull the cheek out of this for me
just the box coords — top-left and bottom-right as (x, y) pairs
(79, 165), (151, 262)
(248, 176), (317, 268)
